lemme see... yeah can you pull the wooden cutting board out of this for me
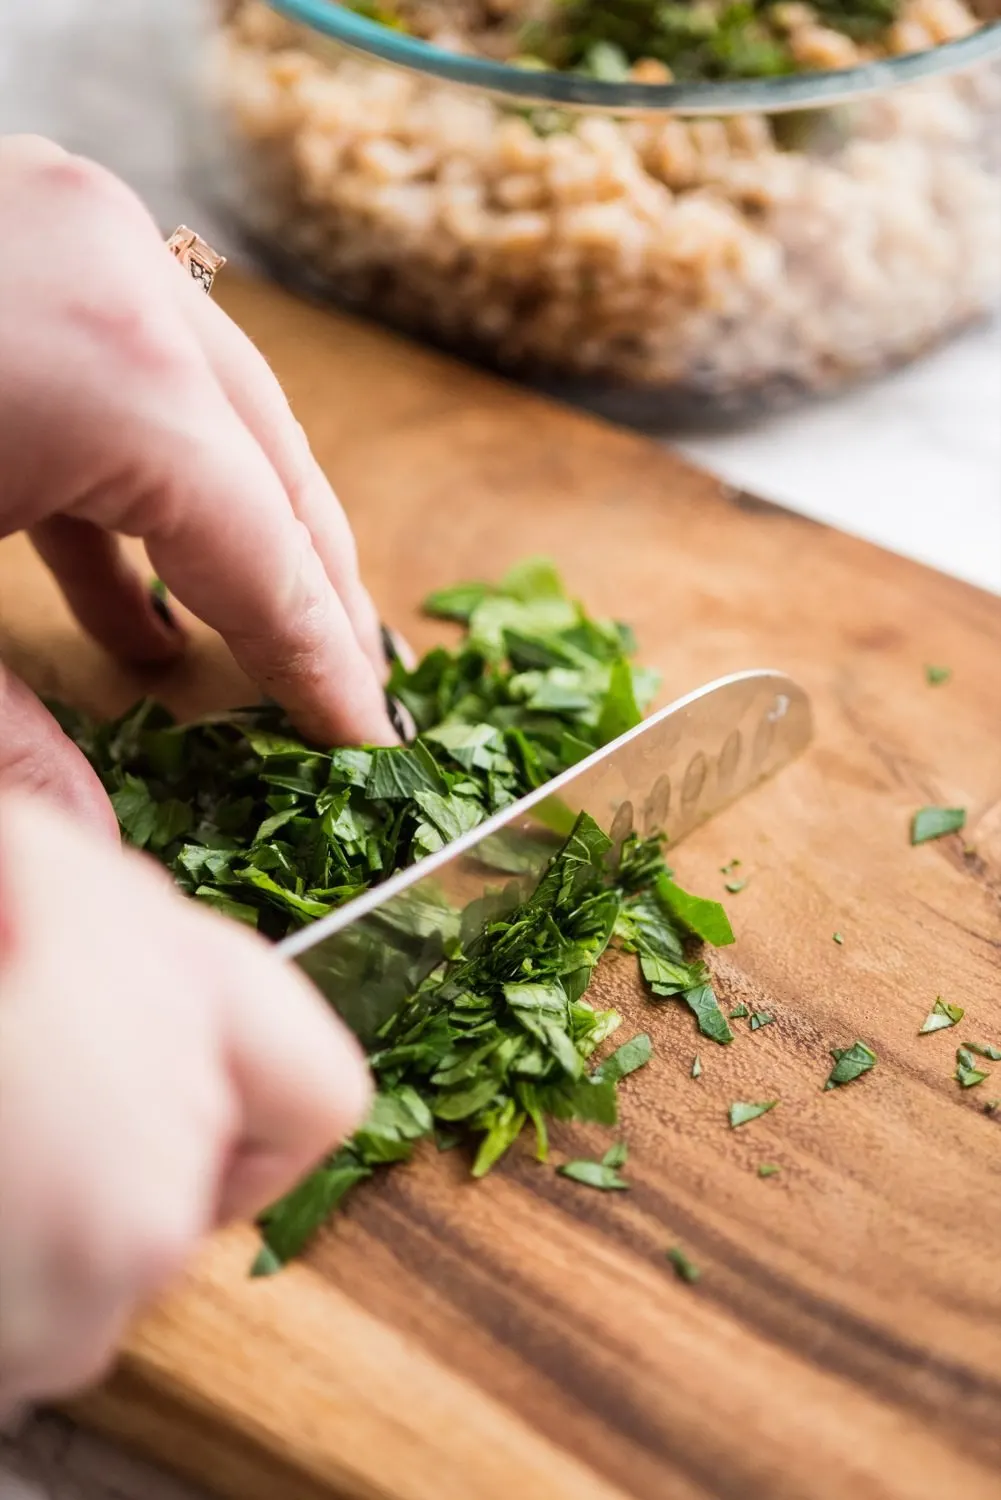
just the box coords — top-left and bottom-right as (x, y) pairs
(1, 275), (999, 1500)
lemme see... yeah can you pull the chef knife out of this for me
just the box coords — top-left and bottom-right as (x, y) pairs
(279, 669), (811, 1045)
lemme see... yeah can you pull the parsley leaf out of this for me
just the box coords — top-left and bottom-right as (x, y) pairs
(724, 878), (748, 894)
(691, 1054), (702, 1079)
(683, 983), (734, 1046)
(757, 1162), (781, 1178)
(955, 1046), (988, 1089)
(832, 931), (844, 945)
(656, 874), (735, 946)
(964, 1041), (1001, 1060)
(666, 1246), (701, 1283)
(924, 664), (951, 685)
(911, 807), (966, 845)
(558, 1158), (630, 1190)
(824, 1040), (877, 1089)
(919, 997), (964, 1034)
(729, 1100), (779, 1127)
(595, 1033), (653, 1083)
(749, 1011), (774, 1030)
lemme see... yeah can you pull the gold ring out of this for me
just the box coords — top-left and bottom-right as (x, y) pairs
(166, 225), (226, 296)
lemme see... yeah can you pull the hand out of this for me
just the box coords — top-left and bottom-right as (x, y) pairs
(0, 134), (397, 839)
(0, 792), (371, 1415)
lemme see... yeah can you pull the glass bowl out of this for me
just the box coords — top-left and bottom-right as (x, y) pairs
(195, 1), (1001, 422)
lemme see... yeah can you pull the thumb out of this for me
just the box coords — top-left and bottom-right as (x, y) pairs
(0, 661), (118, 840)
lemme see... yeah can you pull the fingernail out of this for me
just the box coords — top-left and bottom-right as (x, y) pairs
(380, 622), (401, 668)
(385, 694), (407, 741)
(150, 586), (180, 633)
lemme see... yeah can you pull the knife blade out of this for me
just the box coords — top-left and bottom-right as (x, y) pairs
(279, 669), (811, 1045)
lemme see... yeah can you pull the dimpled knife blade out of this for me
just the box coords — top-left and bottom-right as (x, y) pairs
(279, 669), (812, 1045)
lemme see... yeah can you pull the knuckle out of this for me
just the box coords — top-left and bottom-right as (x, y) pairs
(69, 299), (201, 386)
(35, 149), (133, 213)
(0, 739), (57, 803)
(231, 524), (334, 684)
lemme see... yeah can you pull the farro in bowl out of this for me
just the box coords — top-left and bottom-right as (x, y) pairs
(197, 0), (1001, 420)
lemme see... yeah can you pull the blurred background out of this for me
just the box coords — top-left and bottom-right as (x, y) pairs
(1, 0), (998, 590)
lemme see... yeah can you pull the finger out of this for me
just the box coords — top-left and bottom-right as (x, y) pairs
(0, 663), (117, 838)
(137, 393), (398, 746)
(197, 918), (372, 1222)
(29, 515), (183, 667)
(177, 283), (387, 681)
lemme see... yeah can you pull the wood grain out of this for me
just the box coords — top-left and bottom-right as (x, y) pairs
(1, 274), (999, 1500)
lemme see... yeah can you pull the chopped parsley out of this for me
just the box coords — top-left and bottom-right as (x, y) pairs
(720, 859), (741, 875)
(955, 1046), (988, 1089)
(724, 878), (748, 894)
(55, 560), (739, 1272)
(824, 1040), (877, 1089)
(729, 1005), (749, 1019)
(919, 998), (964, 1034)
(595, 1032), (654, 1084)
(924, 664), (951, 685)
(749, 1011), (775, 1031)
(910, 807), (966, 845)
(832, 931), (844, 945)
(963, 1041), (1001, 1061)
(729, 1100), (779, 1128)
(691, 1055), (702, 1079)
(757, 1162), (781, 1178)
(559, 1146), (630, 1190)
(666, 1246), (701, 1283)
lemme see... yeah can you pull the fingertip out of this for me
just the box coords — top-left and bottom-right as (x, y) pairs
(0, 670), (120, 844)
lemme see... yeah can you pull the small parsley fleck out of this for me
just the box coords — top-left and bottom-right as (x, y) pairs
(720, 859), (741, 875)
(955, 1046), (988, 1089)
(729, 1100), (779, 1128)
(919, 998), (964, 1034)
(666, 1246), (701, 1283)
(691, 1055), (702, 1079)
(757, 1162), (781, 1178)
(729, 1005), (749, 1019)
(596, 1033), (653, 1083)
(924, 664), (951, 685)
(984, 1099), (999, 1115)
(824, 1040), (877, 1090)
(832, 931), (844, 945)
(911, 806), (966, 845)
(724, 878), (748, 894)
(749, 1011), (775, 1031)
(558, 1158), (630, 1190)
(963, 1041), (1001, 1061)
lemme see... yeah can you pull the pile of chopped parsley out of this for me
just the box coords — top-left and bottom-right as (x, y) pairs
(55, 560), (739, 1271)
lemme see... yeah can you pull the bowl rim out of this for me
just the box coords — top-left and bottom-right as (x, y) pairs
(265, 1), (1001, 114)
